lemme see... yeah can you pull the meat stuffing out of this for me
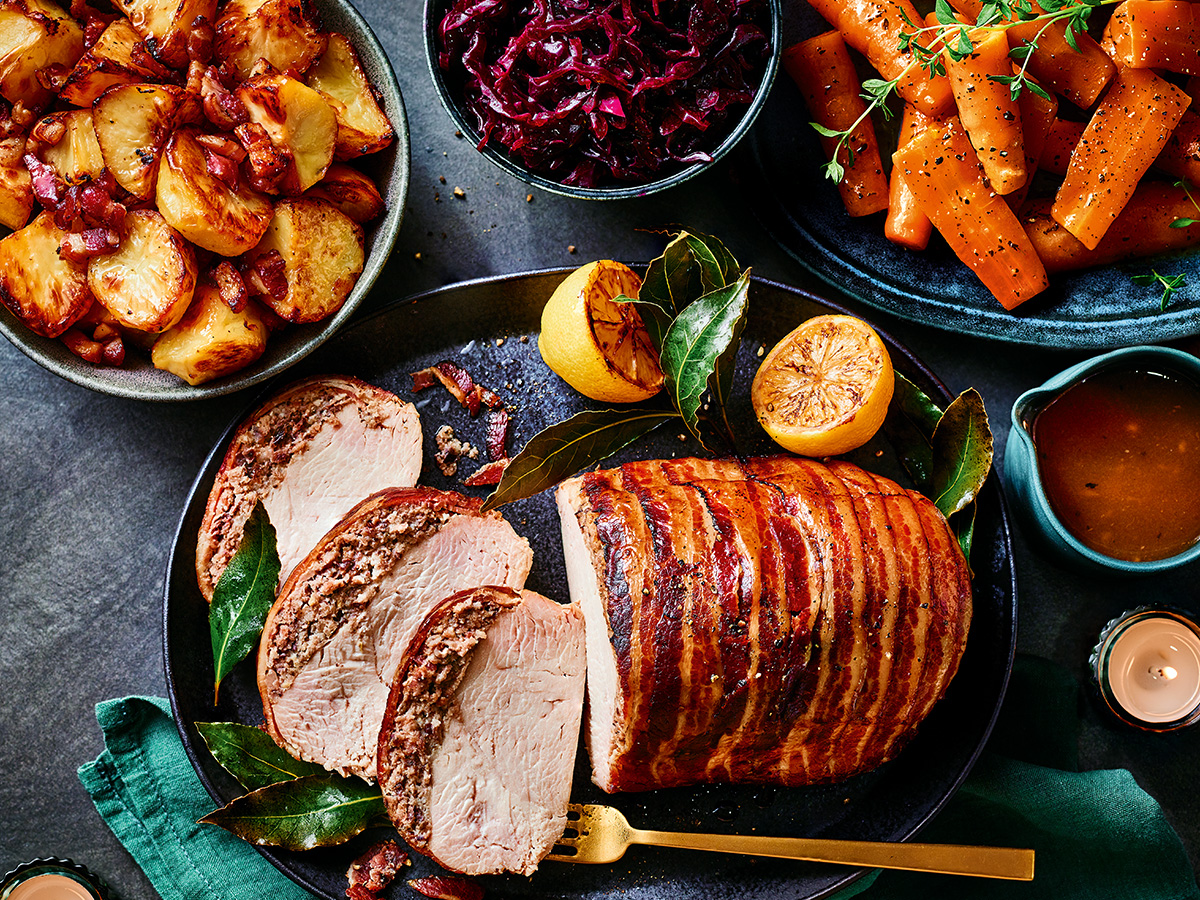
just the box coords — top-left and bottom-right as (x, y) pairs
(556, 456), (973, 792)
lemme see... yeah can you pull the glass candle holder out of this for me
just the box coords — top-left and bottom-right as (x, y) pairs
(1090, 607), (1200, 731)
(0, 859), (109, 900)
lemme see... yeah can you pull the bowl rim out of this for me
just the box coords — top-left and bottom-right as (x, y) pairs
(422, 0), (782, 200)
(0, 0), (411, 402)
(1008, 344), (1200, 573)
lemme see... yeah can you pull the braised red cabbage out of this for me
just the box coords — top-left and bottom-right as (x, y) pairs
(437, 0), (772, 188)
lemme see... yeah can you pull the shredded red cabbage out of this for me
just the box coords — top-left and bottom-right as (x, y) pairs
(438, 0), (771, 188)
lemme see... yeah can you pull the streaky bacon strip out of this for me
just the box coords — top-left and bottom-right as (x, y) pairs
(345, 839), (408, 899)
(409, 361), (505, 417)
(59, 228), (120, 262)
(213, 260), (248, 312)
(485, 406), (508, 460)
(462, 458), (508, 486)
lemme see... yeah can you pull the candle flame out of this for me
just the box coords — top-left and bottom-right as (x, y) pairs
(1149, 665), (1179, 682)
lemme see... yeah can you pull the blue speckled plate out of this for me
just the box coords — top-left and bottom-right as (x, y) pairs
(740, 6), (1200, 349)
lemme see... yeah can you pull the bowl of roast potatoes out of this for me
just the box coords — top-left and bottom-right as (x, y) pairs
(0, 0), (408, 400)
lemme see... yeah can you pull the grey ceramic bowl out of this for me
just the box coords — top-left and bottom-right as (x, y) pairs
(0, 0), (410, 401)
(423, 0), (781, 200)
(1005, 345), (1200, 576)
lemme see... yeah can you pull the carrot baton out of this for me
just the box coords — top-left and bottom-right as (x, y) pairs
(1104, 1), (1200, 76)
(893, 115), (1049, 309)
(1040, 117), (1086, 176)
(1007, 78), (1058, 210)
(1052, 68), (1190, 250)
(1022, 182), (1200, 274)
(807, 0), (955, 118)
(944, 26), (1028, 195)
(1158, 110), (1200, 184)
(783, 31), (889, 217)
(884, 104), (937, 249)
(947, 0), (1115, 108)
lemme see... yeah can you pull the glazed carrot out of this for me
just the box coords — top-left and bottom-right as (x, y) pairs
(783, 31), (889, 217)
(1007, 81), (1058, 209)
(1104, 1), (1200, 76)
(1156, 110), (1200, 184)
(1052, 68), (1190, 249)
(884, 105), (936, 250)
(1040, 117), (1085, 176)
(1023, 183), (1200, 273)
(807, 0), (955, 118)
(893, 116), (1049, 308)
(948, 0), (1115, 108)
(944, 27), (1027, 195)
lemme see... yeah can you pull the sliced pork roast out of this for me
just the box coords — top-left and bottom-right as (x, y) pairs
(377, 586), (586, 877)
(556, 455), (973, 792)
(257, 488), (534, 779)
(195, 375), (423, 602)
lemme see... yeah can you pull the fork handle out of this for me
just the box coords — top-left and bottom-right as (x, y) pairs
(629, 829), (1034, 880)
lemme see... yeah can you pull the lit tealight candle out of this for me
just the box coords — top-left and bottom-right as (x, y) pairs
(0, 861), (105, 900)
(1093, 608), (1200, 731)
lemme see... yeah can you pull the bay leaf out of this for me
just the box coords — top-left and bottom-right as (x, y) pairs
(196, 721), (324, 791)
(931, 388), (994, 518)
(200, 773), (385, 850)
(881, 372), (945, 490)
(618, 230), (740, 349)
(480, 407), (679, 511)
(659, 270), (751, 452)
(210, 501), (280, 704)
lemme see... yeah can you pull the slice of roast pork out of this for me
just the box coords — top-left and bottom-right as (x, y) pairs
(195, 374), (423, 602)
(377, 586), (586, 877)
(257, 488), (534, 780)
(556, 455), (972, 793)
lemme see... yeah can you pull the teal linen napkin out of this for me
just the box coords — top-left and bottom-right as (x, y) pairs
(77, 696), (315, 900)
(79, 659), (1200, 900)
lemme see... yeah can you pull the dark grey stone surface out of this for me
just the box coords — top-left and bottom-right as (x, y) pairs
(1, 0), (1197, 897)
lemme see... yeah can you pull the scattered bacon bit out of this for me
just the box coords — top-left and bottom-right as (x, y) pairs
(25, 154), (59, 208)
(78, 181), (126, 230)
(187, 15), (214, 64)
(59, 228), (120, 262)
(71, 0), (117, 25)
(247, 250), (289, 305)
(407, 876), (484, 900)
(9, 101), (34, 131)
(196, 133), (247, 163)
(35, 64), (70, 93)
(410, 361), (505, 417)
(213, 260), (248, 312)
(410, 368), (438, 393)
(83, 16), (107, 48)
(201, 66), (248, 129)
(462, 458), (509, 486)
(130, 42), (182, 83)
(61, 327), (123, 366)
(203, 146), (240, 189)
(235, 122), (288, 192)
(91, 322), (120, 342)
(484, 406), (509, 461)
(344, 840), (409, 900)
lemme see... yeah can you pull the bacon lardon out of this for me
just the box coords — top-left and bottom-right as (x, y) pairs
(555, 456), (972, 792)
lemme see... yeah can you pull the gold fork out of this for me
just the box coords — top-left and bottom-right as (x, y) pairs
(546, 803), (1035, 880)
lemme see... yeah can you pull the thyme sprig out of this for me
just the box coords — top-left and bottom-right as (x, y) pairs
(1131, 269), (1187, 311)
(816, 0), (1117, 182)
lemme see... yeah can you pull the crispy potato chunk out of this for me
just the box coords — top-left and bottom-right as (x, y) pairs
(0, 127), (32, 229)
(247, 197), (363, 323)
(0, 0), (85, 110)
(304, 162), (383, 223)
(306, 33), (394, 160)
(215, 0), (325, 81)
(151, 283), (267, 384)
(0, 211), (93, 337)
(39, 109), (107, 185)
(156, 126), (274, 256)
(112, 0), (217, 69)
(237, 73), (336, 194)
(88, 209), (196, 332)
(58, 18), (164, 107)
(93, 83), (189, 199)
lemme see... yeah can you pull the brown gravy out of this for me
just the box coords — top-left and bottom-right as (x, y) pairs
(1032, 366), (1200, 562)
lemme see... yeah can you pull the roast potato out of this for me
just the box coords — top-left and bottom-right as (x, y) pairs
(237, 72), (336, 193)
(0, 211), (93, 337)
(37, 109), (107, 185)
(304, 162), (383, 223)
(151, 282), (268, 384)
(112, 0), (217, 69)
(246, 197), (363, 323)
(88, 209), (196, 332)
(156, 125), (274, 256)
(306, 33), (394, 160)
(0, 0), (84, 110)
(214, 0), (325, 80)
(58, 18), (163, 107)
(93, 83), (191, 200)
(0, 126), (32, 229)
